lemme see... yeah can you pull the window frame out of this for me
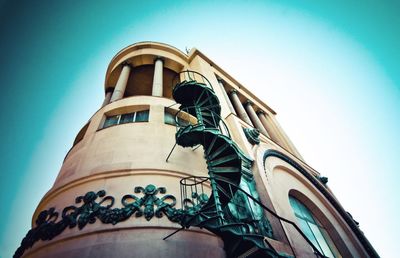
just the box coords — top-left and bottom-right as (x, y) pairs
(289, 196), (340, 258)
(100, 109), (149, 130)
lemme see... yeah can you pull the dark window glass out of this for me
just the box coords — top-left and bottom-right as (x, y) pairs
(164, 110), (191, 127)
(102, 110), (149, 129)
(120, 113), (135, 124)
(103, 115), (119, 128)
(164, 112), (176, 125)
(135, 110), (149, 122)
(289, 196), (337, 258)
(177, 117), (190, 127)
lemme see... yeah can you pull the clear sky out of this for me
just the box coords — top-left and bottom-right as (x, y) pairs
(0, 0), (399, 257)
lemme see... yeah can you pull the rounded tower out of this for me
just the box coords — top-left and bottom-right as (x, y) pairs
(18, 42), (224, 258)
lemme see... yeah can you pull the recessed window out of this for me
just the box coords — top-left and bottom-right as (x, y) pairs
(164, 111), (176, 126)
(289, 196), (340, 257)
(102, 110), (149, 129)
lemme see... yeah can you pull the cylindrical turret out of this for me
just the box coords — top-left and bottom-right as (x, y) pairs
(23, 42), (224, 258)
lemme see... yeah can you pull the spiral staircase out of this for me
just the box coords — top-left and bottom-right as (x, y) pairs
(172, 72), (285, 258)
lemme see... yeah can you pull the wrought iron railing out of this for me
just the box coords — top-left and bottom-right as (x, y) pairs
(179, 176), (327, 258)
(180, 176), (211, 211)
(172, 70), (214, 91)
(173, 106), (231, 138)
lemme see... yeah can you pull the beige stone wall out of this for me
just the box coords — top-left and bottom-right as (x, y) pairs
(24, 227), (223, 258)
(30, 93), (218, 257)
(52, 96), (208, 189)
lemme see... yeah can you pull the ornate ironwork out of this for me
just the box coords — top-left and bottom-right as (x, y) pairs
(317, 175), (328, 185)
(243, 128), (260, 145)
(172, 77), (280, 257)
(14, 185), (185, 258)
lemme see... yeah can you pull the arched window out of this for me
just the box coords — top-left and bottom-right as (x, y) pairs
(289, 196), (340, 258)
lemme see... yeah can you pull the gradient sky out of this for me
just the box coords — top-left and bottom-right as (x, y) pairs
(0, 1), (399, 257)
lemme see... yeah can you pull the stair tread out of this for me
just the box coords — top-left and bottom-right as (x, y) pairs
(209, 154), (239, 166)
(207, 143), (230, 160)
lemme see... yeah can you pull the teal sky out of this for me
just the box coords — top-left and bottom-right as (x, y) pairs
(0, 1), (399, 257)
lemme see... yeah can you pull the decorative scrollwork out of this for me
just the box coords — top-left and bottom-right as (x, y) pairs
(14, 185), (190, 258)
(243, 128), (260, 145)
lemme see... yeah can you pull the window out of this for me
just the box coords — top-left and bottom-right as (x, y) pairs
(164, 111), (176, 126)
(289, 196), (339, 257)
(102, 110), (149, 129)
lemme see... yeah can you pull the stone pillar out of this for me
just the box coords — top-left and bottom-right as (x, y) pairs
(110, 63), (131, 102)
(152, 57), (164, 97)
(217, 79), (236, 115)
(257, 111), (282, 144)
(270, 115), (303, 159)
(229, 90), (253, 125)
(101, 90), (113, 107)
(244, 101), (269, 137)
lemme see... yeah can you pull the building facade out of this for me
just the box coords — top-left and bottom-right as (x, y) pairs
(15, 42), (378, 258)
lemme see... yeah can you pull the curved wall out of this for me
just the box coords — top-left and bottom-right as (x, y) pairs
(28, 43), (224, 258)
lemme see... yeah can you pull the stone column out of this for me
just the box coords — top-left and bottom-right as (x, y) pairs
(229, 90), (253, 125)
(217, 79), (236, 115)
(101, 90), (113, 107)
(270, 115), (303, 159)
(257, 111), (282, 144)
(110, 63), (131, 102)
(152, 57), (164, 97)
(244, 101), (269, 137)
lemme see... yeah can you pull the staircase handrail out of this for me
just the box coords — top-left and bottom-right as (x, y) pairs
(173, 105), (231, 139)
(186, 176), (327, 257)
(172, 70), (214, 91)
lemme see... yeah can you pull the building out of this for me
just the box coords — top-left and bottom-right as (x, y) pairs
(15, 42), (378, 257)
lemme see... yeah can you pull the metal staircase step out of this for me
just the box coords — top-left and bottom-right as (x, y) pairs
(241, 166), (253, 177)
(205, 135), (218, 156)
(207, 143), (230, 160)
(216, 184), (234, 200)
(209, 154), (239, 167)
(196, 94), (213, 107)
(210, 166), (241, 173)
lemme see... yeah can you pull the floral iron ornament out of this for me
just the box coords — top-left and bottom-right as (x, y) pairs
(14, 184), (192, 258)
(123, 184), (178, 221)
